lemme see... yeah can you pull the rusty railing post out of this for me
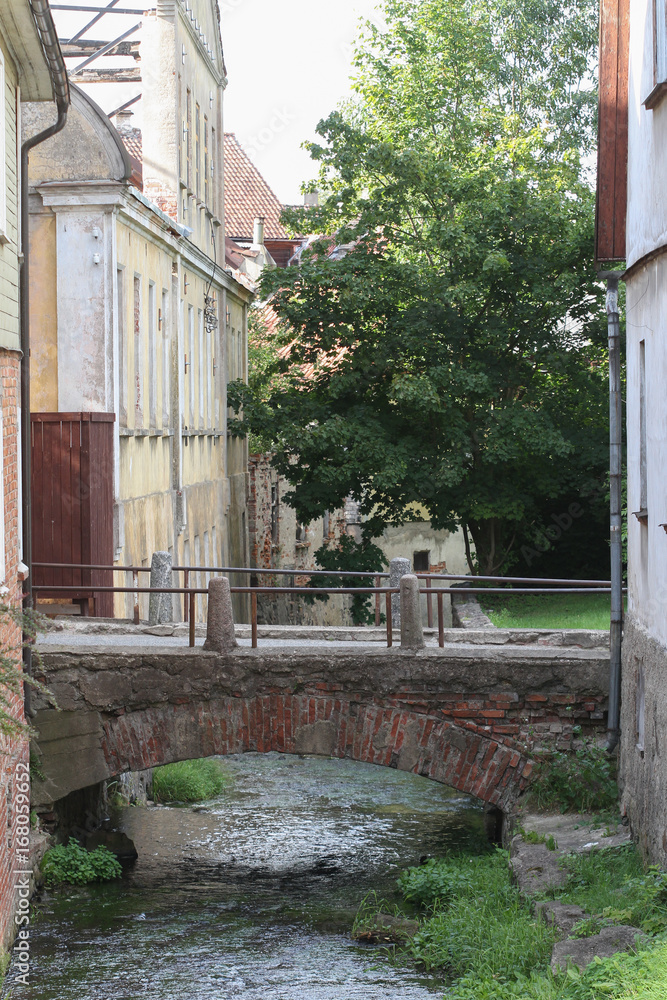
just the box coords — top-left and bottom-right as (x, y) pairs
(386, 591), (392, 647)
(183, 569), (189, 623)
(437, 592), (444, 648)
(426, 576), (433, 628)
(375, 575), (381, 627)
(132, 570), (139, 625)
(251, 591), (258, 648)
(189, 591), (195, 647)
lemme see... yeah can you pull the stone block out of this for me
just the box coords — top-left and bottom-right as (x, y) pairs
(203, 577), (237, 653)
(400, 575), (425, 649)
(148, 550), (173, 625)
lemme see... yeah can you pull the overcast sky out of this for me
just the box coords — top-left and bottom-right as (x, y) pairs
(221, 0), (382, 204)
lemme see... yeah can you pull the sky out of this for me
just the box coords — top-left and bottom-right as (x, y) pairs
(220, 0), (382, 204)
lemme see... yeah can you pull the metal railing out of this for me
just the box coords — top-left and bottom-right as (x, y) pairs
(32, 562), (616, 649)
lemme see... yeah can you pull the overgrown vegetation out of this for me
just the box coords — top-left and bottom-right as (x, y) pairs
(527, 738), (618, 814)
(41, 839), (122, 886)
(152, 758), (228, 803)
(555, 845), (667, 936)
(0, 602), (53, 740)
(355, 844), (667, 999)
(479, 593), (615, 630)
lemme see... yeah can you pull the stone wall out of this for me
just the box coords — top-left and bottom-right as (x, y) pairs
(619, 615), (667, 866)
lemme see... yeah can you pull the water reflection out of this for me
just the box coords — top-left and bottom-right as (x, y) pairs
(19, 753), (487, 999)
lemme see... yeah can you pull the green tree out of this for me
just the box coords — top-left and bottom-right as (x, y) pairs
(230, 0), (608, 576)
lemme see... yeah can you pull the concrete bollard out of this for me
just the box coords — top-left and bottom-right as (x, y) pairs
(203, 577), (237, 652)
(400, 574), (425, 649)
(389, 556), (411, 626)
(148, 550), (173, 625)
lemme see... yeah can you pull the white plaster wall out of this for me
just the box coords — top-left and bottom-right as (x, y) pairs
(627, 0), (667, 267)
(56, 209), (114, 412)
(374, 522), (470, 577)
(625, 256), (667, 647)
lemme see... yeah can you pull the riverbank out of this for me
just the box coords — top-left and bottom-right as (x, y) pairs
(356, 811), (667, 999)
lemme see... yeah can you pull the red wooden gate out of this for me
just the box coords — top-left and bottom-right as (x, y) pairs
(31, 412), (115, 616)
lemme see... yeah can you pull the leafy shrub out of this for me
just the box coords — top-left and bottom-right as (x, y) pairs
(152, 758), (227, 803)
(559, 844), (667, 935)
(528, 738), (618, 813)
(396, 850), (556, 978)
(41, 839), (121, 886)
(398, 857), (476, 909)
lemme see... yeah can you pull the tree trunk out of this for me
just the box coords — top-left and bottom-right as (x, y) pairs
(465, 518), (516, 577)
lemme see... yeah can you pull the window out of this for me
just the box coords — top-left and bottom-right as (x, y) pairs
(148, 281), (157, 428)
(271, 484), (279, 545)
(161, 289), (170, 427)
(186, 89), (192, 190)
(117, 267), (127, 425)
(204, 118), (209, 208)
(195, 104), (201, 199)
(198, 308), (204, 428)
(206, 306), (212, 427)
(133, 276), (143, 426)
(637, 340), (648, 522)
(188, 305), (195, 427)
(413, 551), (430, 572)
(646, 0), (667, 106)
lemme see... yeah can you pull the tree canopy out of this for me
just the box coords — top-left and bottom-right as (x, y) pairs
(230, 0), (609, 576)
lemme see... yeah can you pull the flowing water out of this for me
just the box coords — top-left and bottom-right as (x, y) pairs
(18, 753), (488, 999)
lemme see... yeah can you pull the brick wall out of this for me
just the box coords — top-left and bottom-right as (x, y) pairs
(247, 453), (352, 625)
(0, 349), (29, 950)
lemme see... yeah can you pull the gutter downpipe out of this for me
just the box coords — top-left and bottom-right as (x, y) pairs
(20, 1), (70, 715)
(603, 272), (623, 753)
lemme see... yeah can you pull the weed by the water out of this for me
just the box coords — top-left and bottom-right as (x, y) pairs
(556, 844), (667, 935)
(41, 839), (121, 886)
(527, 738), (618, 814)
(395, 850), (556, 978)
(152, 758), (228, 803)
(520, 829), (558, 851)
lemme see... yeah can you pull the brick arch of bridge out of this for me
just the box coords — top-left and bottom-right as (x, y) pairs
(99, 694), (533, 814)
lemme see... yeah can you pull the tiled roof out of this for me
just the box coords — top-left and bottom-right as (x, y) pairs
(117, 126), (142, 163)
(224, 133), (288, 240)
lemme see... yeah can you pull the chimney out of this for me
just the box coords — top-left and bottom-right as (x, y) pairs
(304, 191), (319, 208)
(253, 216), (265, 245)
(114, 109), (135, 129)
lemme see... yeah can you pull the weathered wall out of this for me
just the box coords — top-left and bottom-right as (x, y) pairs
(620, 615), (667, 866)
(0, 37), (30, 952)
(31, 643), (609, 815)
(626, 0), (667, 268)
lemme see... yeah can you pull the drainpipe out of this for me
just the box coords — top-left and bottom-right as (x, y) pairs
(20, 1), (70, 714)
(602, 272), (623, 752)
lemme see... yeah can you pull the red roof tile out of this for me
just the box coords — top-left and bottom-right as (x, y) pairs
(224, 133), (288, 240)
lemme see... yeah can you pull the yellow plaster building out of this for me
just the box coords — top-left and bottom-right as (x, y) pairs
(25, 0), (251, 621)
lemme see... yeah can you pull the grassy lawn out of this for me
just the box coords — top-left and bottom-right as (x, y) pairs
(477, 592), (617, 630)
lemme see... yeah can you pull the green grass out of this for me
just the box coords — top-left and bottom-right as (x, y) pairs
(478, 593), (616, 630)
(553, 844), (667, 936)
(152, 758), (228, 803)
(356, 843), (667, 1000)
(358, 850), (557, 979)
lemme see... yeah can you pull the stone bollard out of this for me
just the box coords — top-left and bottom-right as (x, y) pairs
(148, 551), (173, 625)
(203, 577), (237, 652)
(400, 574), (425, 649)
(389, 556), (411, 626)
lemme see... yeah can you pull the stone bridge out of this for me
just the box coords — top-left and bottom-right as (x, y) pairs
(31, 639), (609, 818)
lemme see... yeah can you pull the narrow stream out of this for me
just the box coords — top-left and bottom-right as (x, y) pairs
(21, 754), (488, 999)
